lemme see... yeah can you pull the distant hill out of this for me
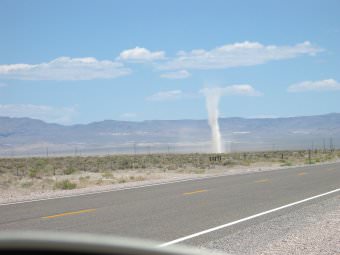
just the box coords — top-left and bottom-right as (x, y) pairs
(0, 113), (339, 156)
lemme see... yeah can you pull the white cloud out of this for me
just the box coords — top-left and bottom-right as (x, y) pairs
(0, 57), (131, 80)
(147, 85), (260, 103)
(120, 112), (137, 119)
(159, 41), (322, 70)
(0, 104), (77, 124)
(0, 82), (7, 87)
(160, 70), (191, 79)
(148, 85), (260, 103)
(147, 90), (183, 101)
(222, 84), (263, 96)
(288, 79), (340, 92)
(118, 47), (165, 62)
(201, 84), (262, 97)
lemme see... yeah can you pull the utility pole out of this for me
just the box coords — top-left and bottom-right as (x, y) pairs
(133, 143), (137, 169)
(330, 137), (334, 152)
(323, 138), (326, 153)
(46, 147), (49, 158)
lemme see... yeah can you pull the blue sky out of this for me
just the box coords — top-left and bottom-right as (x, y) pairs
(0, 0), (339, 124)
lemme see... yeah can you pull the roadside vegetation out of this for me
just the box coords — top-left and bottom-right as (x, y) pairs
(0, 149), (339, 194)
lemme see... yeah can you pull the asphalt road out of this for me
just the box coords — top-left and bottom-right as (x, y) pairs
(0, 163), (339, 247)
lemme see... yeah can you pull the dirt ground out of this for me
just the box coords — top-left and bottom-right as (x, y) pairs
(0, 150), (339, 204)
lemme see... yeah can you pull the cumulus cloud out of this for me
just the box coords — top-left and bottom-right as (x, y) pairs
(160, 70), (191, 79)
(0, 57), (131, 80)
(148, 85), (260, 102)
(159, 41), (322, 70)
(288, 79), (340, 92)
(146, 90), (183, 101)
(0, 104), (77, 124)
(200, 84), (262, 97)
(118, 47), (165, 62)
(222, 84), (263, 96)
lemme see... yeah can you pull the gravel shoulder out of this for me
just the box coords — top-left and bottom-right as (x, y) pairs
(200, 194), (340, 255)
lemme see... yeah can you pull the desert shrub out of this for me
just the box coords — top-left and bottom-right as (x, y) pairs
(35, 158), (47, 168)
(118, 177), (127, 183)
(305, 159), (315, 164)
(167, 165), (178, 171)
(21, 181), (34, 188)
(134, 176), (146, 181)
(44, 164), (55, 175)
(223, 160), (236, 166)
(120, 160), (131, 169)
(280, 161), (293, 166)
(96, 178), (103, 185)
(54, 179), (77, 190)
(102, 171), (113, 179)
(79, 176), (86, 182)
(192, 168), (205, 174)
(29, 168), (39, 178)
(241, 160), (251, 166)
(63, 167), (76, 175)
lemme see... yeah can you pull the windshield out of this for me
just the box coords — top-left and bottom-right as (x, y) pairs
(0, 1), (339, 254)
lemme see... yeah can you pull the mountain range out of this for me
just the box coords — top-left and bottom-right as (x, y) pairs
(0, 113), (339, 156)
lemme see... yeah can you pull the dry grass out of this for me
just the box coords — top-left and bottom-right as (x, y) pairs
(0, 150), (339, 195)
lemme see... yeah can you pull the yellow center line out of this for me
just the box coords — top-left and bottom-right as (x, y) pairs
(183, 189), (208, 196)
(42, 208), (96, 219)
(298, 172), (307, 176)
(254, 178), (270, 183)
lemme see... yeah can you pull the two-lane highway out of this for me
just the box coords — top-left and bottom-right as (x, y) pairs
(0, 162), (339, 247)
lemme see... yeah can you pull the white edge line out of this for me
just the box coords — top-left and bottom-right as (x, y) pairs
(158, 188), (340, 247)
(0, 161), (338, 207)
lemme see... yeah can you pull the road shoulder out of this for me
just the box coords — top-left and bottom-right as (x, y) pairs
(200, 194), (340, 255)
